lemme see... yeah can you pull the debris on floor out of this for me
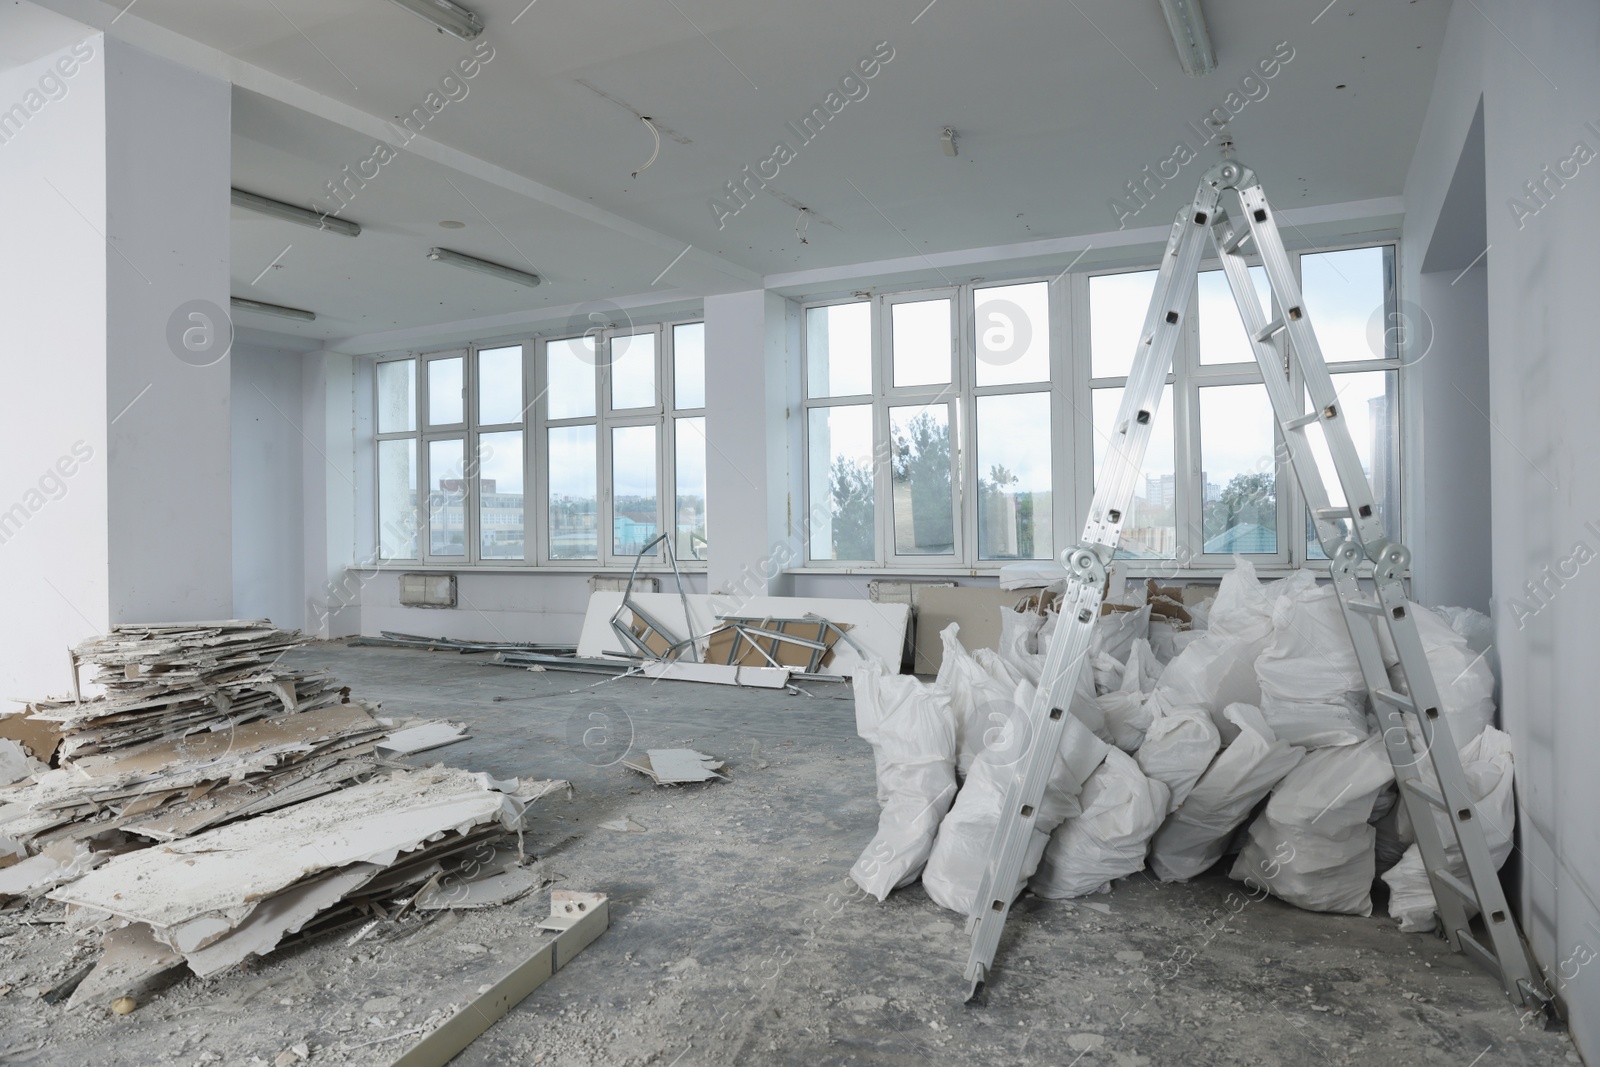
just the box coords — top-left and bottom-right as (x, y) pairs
(622, 749), (728, 785)
(375, 719), (471, 756)
(848, 557), (1510, 938)
(0, 621), (574, 1015)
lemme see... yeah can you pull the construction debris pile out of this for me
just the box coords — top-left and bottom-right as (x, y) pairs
(850, 558), (1513, 934)
(0, 621), (565, 1013)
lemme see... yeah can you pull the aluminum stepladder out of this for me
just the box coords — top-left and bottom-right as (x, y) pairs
(962, 153), (1553, 1017)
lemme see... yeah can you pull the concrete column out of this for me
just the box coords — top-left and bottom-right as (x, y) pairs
(702, 290), (800, 598)
(0, 8), (231, 706)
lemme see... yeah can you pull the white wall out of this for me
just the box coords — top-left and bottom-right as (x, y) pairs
(1404, 1), (1600, 1050)
(231, 342), (304, 627)
(103, 37), (232, 623)
(0, 31), (110, 705)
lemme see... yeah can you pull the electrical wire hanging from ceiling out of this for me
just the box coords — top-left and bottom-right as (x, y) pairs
(632, 116), (660, 179)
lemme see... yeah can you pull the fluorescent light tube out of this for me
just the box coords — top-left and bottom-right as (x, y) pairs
(384, 0), (484, 40)
(427, 247), (541, 288)
(231, 296), (316, 322)
(231, 188), (361, 237)
(1158, 0), (1216, 77)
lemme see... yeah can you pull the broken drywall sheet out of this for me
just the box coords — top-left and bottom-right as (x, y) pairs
(184, 864), (381, 977)
(622, 749), (727, 786)
(50, 768), (523, 948)
(375, 721), (469, 756)
(66, 923), (185, 1011)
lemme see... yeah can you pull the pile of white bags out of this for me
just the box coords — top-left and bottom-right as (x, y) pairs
(1230, 734), (1395, 914)
(1384, 605), (1497, 748)
(1255, 582), (1372, 747)
(1099, 639), (1161, 752)
(1381, 726), (1515, 932)
(849, 663), (958, 900)
(1148, 704), (1304, 881)
(1031, 749), (1169, 899)
(921, 680), (1110, 914)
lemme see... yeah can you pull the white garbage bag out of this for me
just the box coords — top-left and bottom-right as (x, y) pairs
(1031, 749), (1170, 899)
(1255, 582), (1373, 748)
(1147, 704), (1304, 882)
(1099, 639), (1161, 752)
(974, 646), (1025, 690)
(935, 623), (1019, 776)
(922, 680), (1110, 915)
(1092, 604), (1151, 666)
(1145, 559), (1289, 744)
(1230, 734), (1394, 914)
(1384, 605), (1496, 748)
(995, 606), (1113, 746)
(1136, 705), (1220, 810)
(1382, 726), (1515, 933)
(849, 663), (958, 900)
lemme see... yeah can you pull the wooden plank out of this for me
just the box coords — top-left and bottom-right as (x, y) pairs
(388, 893), (608, 1067)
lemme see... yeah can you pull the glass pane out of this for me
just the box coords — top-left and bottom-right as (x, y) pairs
(376, 360), (416, 434)
(889, 404), (954, 555)
(427, 438), (466, 557)
(1300, 246), (1392, 362)
(891, 299), (952, 388)
(548, 425), (598, 559)
(478, 430), (524, 560)
(478, 346), (523, 425)
(547, 337), (597, 420)
(675, 417), (708, 561)
(805, 303), (871, 398)
(977, 393), (1052, 559)
(377, 439), (417, 559)
(1093, 385), (1175, 558)
(1305, 370), (1399, 559)
(673, 323), (706, 409)
(807, 405), (875, 561)
(1198, 266), (1272, 365)
(975, 281), (1050, 386)
(1090, 270), (1158, 379)
(1199, 384), (1278, 554)
(611, 425), (658, 557)
(609, 332), (657, 410)
(427, 356), (464, 426)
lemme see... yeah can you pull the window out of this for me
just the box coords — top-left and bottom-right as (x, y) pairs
(802, 282), (1059, 566)
(1086, 244), (1401, 568)
(373, 321), (705, 567)
(800, 242), (1402, 572)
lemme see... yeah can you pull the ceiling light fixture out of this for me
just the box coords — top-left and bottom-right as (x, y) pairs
(426, 247), (541, 288)
(1157, 0), (1216, 77)
(231, 188), (361, 237)
(941, 127), (958, 157)
(231, 296), (317, 321)
(383, 0), (483, 41)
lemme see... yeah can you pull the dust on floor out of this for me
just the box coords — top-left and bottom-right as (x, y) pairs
(0, 642), (1577, 1067)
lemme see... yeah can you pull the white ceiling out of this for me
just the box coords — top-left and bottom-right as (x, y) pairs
(76, 0), (1452, 344)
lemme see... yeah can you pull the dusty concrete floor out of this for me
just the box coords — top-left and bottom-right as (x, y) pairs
(0, 641), (1580, 1067)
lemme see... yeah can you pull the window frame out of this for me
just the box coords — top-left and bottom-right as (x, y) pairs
(372, 318), (705, 571)
(799, 240), (1402, 575)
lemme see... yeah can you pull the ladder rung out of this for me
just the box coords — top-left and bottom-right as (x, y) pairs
(1252, 317), (1286, 343)
(1401, 776), (1446, 809)
(1315, 507), (1352, 521)
(1221, 223), (1253, 254)
(1431, 868), (1480, 906)
(1373, 688), (1416, 711)
(1284, 410), (1321, 431)
(1346, 597), (1385, 616)
(1457, 930), (1505, 980)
